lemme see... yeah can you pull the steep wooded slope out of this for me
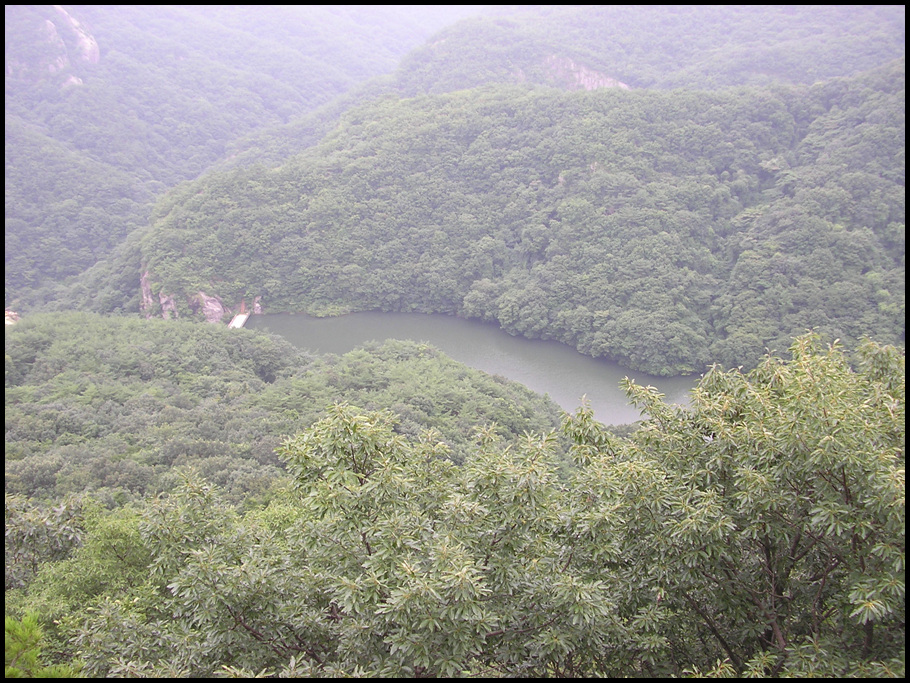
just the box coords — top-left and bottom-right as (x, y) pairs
(4, 4), (488, 305)
(133, 61), (904, 376)
(394, 5), (906, 94)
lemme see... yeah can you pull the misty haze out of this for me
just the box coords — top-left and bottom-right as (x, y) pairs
(5, 5), (904, 678)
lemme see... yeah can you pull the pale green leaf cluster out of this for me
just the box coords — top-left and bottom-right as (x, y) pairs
(10, 334), (903, 677)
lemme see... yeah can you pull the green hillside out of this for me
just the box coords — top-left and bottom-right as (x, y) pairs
(132, 60), (904, 375)
(4, 6), (905, 677)
(211, 5), (908, 172)
(6, 331), (904, 677)
(5, 311), (563, 504)
(393, 5), (906, 94)
(4, 4), (488, 305)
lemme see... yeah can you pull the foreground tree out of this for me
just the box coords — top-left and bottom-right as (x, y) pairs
(565, 333), (904, 676)
(41, 334), (904, 676)
(5, 614), (82, 677)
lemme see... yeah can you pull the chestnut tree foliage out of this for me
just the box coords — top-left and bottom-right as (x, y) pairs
(10, 334), (904, 677)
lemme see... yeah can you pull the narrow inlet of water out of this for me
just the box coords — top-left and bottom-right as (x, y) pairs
(246, 312), (697, 425)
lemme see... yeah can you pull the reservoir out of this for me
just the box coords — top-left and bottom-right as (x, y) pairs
(246, 312), (697, 425)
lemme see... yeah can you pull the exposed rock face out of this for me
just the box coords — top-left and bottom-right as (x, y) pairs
(40, 20), (68, 73)
(544, 55), (630, 91)
(140, 271), (263, 323)
(195, 292), (231, 324)
(5, 5), (98, 85)
(139, 271), (156, 318)
(52, 5), (100, 64)
(140, 270), (178, 319)
(160, 292), (178, 319)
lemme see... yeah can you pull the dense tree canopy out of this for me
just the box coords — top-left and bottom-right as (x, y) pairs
(6, 334), (903, 676)
(4, 6), (905, 677)
(132, 60), (904, 375)
(5, 312), (563, 507)
(4, 4), (488, 305)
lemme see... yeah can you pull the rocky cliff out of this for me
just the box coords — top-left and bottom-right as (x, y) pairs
(140, 270), (263, 324)
(543, 55), (630, 91)
(52, 5), (100, 65)
(192, 292), (232, 324)
(5, 5), (98, 86)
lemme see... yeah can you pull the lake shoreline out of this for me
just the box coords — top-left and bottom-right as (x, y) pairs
(246, 311), (696, 425)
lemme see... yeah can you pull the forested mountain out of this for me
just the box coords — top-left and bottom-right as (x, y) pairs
(5, 5), (905, 678)
(5, 312), (563, 506)
(5, 4), (488, 305)
(127, 60), (904, 376)
(394, 5), (905, 94)
(8, 5), (905, 314)
(18, 5), (899, 376)
(211, 5), (907, 172)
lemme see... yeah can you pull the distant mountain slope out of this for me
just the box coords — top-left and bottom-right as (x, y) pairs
(5, 5), (486, 182)
(393, 5), (906, 94)
(5, 116), (150, 296)
(128, 60), (904, 376)
(213, 5), (907, 187)
(5, 4), (490, 306)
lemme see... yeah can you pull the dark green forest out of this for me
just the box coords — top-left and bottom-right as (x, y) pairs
(5, 4), (484, 304)
(5, 4), (905, 678)
(7, 330), (904, 677)
(131, 62), (905, 376)
(5, 312), (564, 506)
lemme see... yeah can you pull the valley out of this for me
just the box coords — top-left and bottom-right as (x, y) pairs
(4, 5), (904, 678)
